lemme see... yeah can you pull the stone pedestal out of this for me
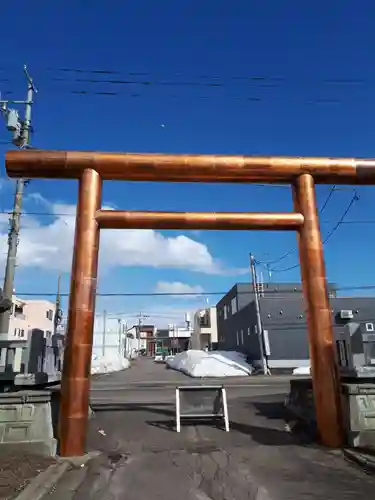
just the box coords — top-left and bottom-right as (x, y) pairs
(342, 382), (375, 449)
(0, 391), (57, 456)
(285, 378), (375, 450)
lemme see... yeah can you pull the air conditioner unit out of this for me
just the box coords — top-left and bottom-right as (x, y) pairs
(340, 310), (354, 320)
(335, 322), (375, 378)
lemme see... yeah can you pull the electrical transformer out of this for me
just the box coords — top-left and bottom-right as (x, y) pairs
(335, 320), (375, 378)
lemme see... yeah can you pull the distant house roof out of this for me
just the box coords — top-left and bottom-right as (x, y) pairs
(139, 324), (154, 330)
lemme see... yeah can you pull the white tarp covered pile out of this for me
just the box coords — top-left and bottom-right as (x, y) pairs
(292, 366), (311, 375)
(91, 353), (130, 374)
(166, 349), (253, 377)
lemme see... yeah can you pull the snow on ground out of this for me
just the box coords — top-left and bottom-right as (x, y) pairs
(166, 349), (253, 377)
(91, 353), (130, 374)
(292, 366), (311, 375)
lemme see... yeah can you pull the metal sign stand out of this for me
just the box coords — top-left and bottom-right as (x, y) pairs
(175, 385), (230, 433)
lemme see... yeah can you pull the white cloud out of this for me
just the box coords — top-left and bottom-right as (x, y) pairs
(25, 192), (52, 209)
(0, 196), (245, 276)
(155, 281), (204, 298)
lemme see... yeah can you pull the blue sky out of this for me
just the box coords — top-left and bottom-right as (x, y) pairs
(1, 1), (375, 325)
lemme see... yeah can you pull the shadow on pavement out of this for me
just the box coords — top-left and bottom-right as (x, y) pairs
(146, 417), (227, 433)
(251, 400), (318, 443)
(252, 400), (287, 419)
(91, 402), (175, 416)
(90, 398), (317, 448)
(228, 420), (295, 445)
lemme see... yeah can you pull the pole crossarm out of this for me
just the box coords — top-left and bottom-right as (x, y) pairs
(95, 210), (304, 230)
(6, 150), (375, 184)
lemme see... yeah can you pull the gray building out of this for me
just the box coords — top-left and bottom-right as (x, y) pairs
(216, 282), (375, 371)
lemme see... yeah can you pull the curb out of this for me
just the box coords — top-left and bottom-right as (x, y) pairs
(13, 451), (101, 500)
(343, 448), (375, 474)
(13, 461), (70, 500)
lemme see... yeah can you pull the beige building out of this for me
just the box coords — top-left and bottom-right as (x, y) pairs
(5, 296), (56, 341)
(193, 307), (218, 349)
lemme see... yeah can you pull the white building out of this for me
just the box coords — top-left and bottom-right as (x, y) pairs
(167, 323), (193, 338)
(1, 296), (57, 341)
(193, 307), (218, 349)
(92, 314), (139, 359)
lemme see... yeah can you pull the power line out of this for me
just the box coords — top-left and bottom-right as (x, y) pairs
(33, 86), (348, 106)
(270, 192), (359, 273)
(3, 65), (375, 105)
(44, 66), (375, 87)
(0, 68), (367, 104)
(321, 193), (359, 243)
(12, 284), (375, 298)
(256, 185), (338, 266)
(33, 67), (375, 105)
(45, 90), (347, 108)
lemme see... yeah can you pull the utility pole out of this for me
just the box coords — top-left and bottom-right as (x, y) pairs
(0, 66), (37, 336)
(117, 318), (122, 356)
(54, 273), (62, 335)
(136, 312), (149, 353)
(250, 254), (269, 375)
(102, 310), (107, 357)
(123, 321), (128, 358)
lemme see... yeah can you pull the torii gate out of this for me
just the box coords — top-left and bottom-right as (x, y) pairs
(6, 150), (375, 456)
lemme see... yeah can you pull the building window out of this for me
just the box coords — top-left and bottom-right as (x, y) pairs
(199, 310), (211, 328)
(236, 331), (239, 346)
(13, 328), (24, 338)
(248, 327), (251, 336)
(241, 330), (244, 345)
(14, 304), (24, 317)
(46, 309), (53, 321)
(224, 306), (228, 320)
(231, 297), (237, 315)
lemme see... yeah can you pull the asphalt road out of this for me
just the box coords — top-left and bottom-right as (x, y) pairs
(90, 358), (291, 405)
(49, 358), (375, 499)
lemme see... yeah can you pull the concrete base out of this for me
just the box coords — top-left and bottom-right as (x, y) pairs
(0, 391), (57, 456)
(342, 382), (375, 449)
(285, 378), (375, 450)
(0, 388), (95, 458)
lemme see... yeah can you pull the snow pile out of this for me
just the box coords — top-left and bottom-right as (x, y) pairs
(166, 350), (252, 377)
(292, 366), (310, 375)
(91, 353), (130, 374)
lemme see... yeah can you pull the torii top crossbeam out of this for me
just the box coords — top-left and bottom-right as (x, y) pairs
(5, 149), (375, 184)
